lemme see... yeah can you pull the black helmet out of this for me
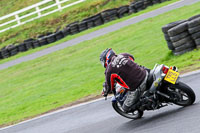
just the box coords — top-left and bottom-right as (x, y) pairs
(100, 48), (116, 68)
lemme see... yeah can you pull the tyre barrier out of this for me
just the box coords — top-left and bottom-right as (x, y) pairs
(162, 14), (200, 56)
(118, 5), (129, 18)
(101, 8), (118, 23)
(8, 45), (18, 56)
(0, 0), (172, 60)
(24, 38), (34, 50)
(78, 21), (88, 32)
(68, 21), (80, 35)
(83, 16), (95, 29)
(17, 43), (27, 52)
(55, 31), (64, 40)
(38, 36), (48, 46)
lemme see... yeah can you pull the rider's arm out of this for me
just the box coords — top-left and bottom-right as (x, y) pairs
(104, 71), (111, 96)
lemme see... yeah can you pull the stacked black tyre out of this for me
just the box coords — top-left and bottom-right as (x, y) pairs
(24, 38), (34, 51)
(117, 5), (129, 18)
(61, 27), (71, 36)
(32, 40), (40, 49)
(54, 31), (64, 40)
(0, 44), (19, 59)
(162, 14), (200, 56)
(152, 0), (161, 4)
(78, 20), (88, 32)
(93, 13), (104, 26)
(0, 47), (10, 59)
(188, 17), (200, 49)
(83, 16), (95, 29)
(101, 9), (118, 23)
(168, 21), (195, 56)
(68, 21), (80, 35)
(7, 45), (18, 56)
(17, 43), (27, 52)
(144, 0), (153, 7)
(38, 35), (48, 46)
(162, 20), (196, 56)
(162, 20), (187, 52)
(129, 1), (145, 13)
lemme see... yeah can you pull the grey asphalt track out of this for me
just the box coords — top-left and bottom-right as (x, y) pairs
(0, 70), (200, 133)
(0, 0), (199, 71)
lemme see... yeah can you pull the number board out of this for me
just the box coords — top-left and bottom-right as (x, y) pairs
(164, 69), (179, 84)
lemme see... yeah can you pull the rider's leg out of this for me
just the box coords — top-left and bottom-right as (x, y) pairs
(122, 71), (149, 112)
(122, 89), (140, 112)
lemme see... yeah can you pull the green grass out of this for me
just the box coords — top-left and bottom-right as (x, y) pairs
(0, 0), (180, 65)
(0, 0), (41, 17)
(1, 0), (200, 127)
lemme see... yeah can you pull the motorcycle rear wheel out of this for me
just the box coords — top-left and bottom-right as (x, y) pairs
(112, 101), (143, 119)
(168, 81), (196, 106)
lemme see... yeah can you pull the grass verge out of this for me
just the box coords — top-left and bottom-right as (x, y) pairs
(0, 0), (200, 127)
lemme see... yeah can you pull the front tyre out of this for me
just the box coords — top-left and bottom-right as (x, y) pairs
(112, 101), (143, 119)
(169, 81), (196, 106)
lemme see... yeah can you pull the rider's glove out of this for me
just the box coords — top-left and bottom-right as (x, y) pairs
(101, 87), (108, 97)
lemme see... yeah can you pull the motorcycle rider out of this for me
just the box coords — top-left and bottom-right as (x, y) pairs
(100, 48), (150, 112)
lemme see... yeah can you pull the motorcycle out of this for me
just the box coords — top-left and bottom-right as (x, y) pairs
(108, 64), (196, 119)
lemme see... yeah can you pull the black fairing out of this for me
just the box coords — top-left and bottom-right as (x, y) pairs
(146, 71), (154, 89)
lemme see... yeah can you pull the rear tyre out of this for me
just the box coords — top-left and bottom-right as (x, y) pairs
(112, 101), (143, 119)
(168, 81), (196, 106)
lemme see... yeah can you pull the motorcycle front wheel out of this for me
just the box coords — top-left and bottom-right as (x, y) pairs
(168, 81), (196, 106)
(112, 101), (143, 119)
